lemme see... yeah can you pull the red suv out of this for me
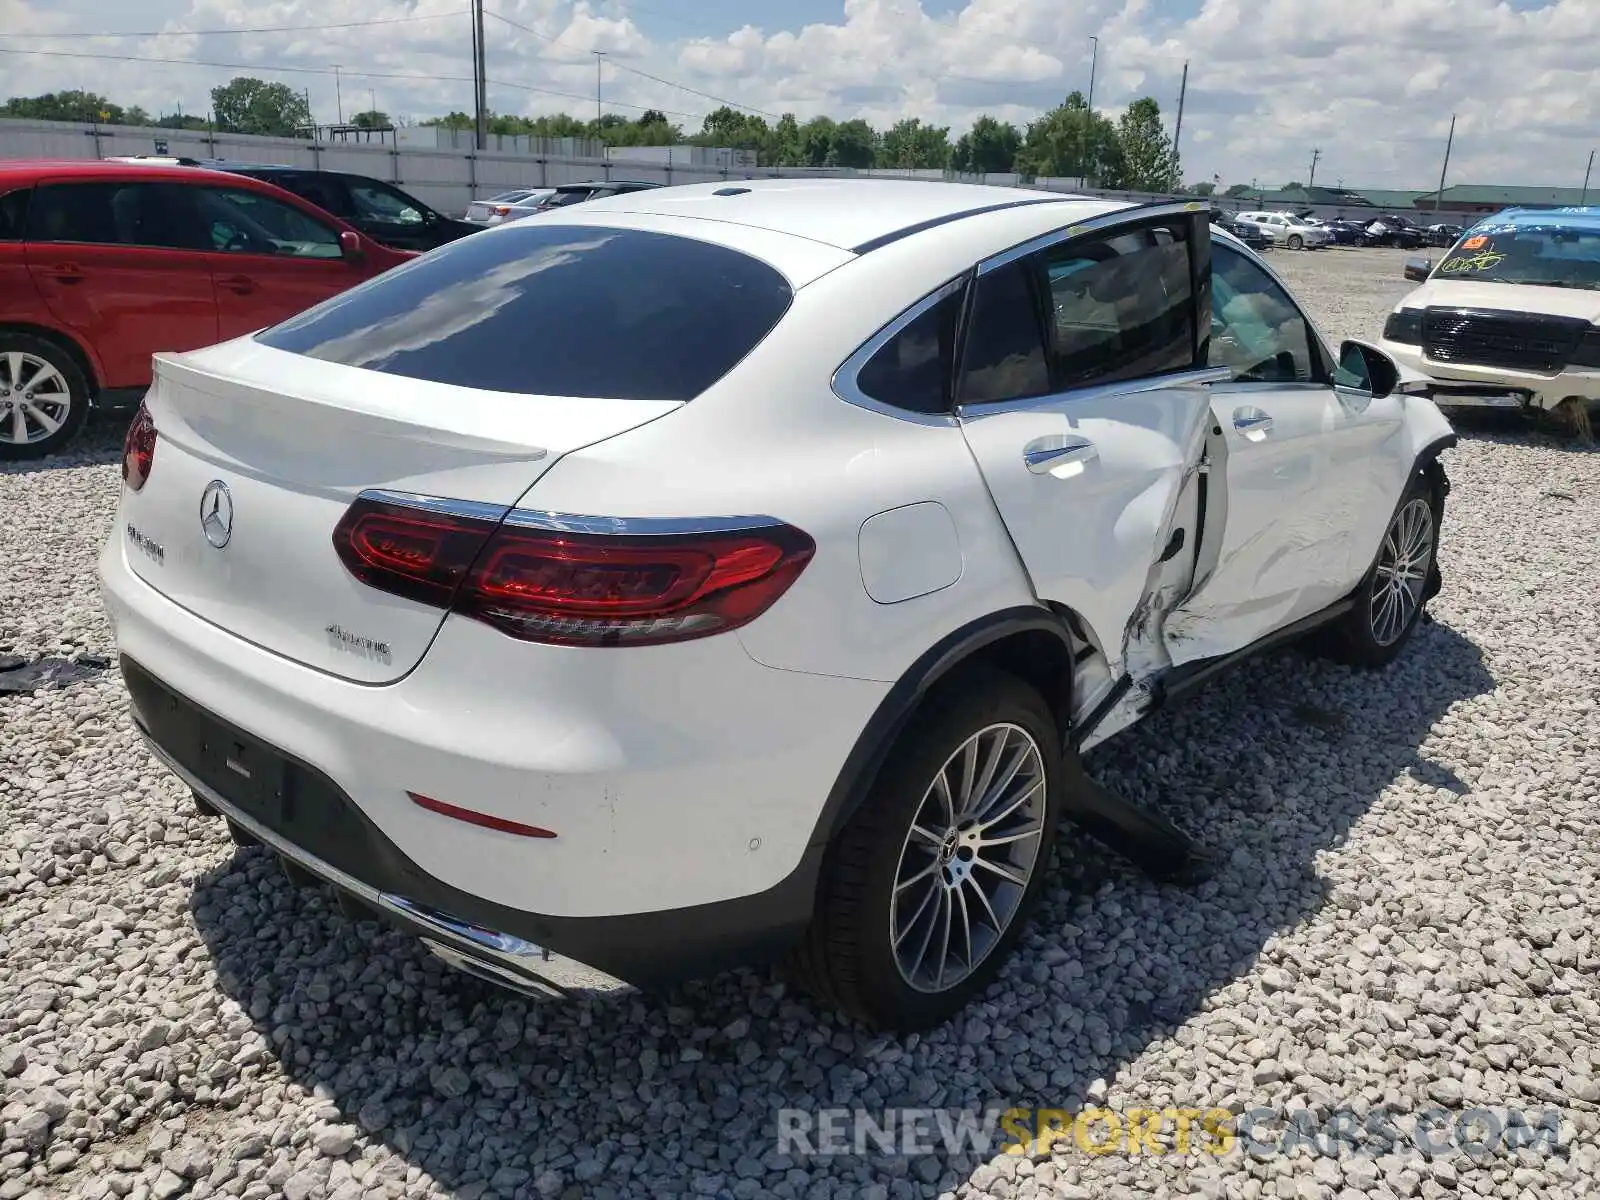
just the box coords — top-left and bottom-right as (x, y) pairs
(0, 160), (413, 459)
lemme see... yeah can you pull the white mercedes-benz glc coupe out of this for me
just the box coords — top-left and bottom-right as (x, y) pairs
(100, 179), (1456, 1031)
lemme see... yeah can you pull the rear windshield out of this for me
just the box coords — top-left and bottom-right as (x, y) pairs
(256, 224), (794, 400)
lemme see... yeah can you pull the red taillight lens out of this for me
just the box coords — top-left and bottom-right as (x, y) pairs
(331, 496), (501, 608)
(330, 495), (815, 647)
(492, 205), (511, 215)
(457, 522), (815, 646)
(121, 403), (157, 492)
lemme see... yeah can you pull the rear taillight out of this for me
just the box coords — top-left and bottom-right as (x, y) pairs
(331, 495), (501, 608)
(492, 205), (511, 216)
(121, 403), (157, 491)
(331, 494), (815, 647)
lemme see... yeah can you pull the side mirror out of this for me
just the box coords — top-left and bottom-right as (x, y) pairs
(1403, 256), (1432, 282)
(338, 230), (365, 263)
(1334, 340), (1401, 400)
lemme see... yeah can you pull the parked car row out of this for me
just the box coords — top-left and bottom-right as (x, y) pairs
(1, 160), (666, 457)
(463, 180), (664, 226)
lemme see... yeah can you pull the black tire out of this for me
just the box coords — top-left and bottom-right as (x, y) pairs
(1315, 469), (1442, 668)
(0, 333), (91, 460)
(1287, 234), (1304, 251)
(788, 667), (1064, 1031)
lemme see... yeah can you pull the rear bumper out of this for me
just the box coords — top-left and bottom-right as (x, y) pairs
(126, 657), (821, 988)
(99, 524), (891, 984)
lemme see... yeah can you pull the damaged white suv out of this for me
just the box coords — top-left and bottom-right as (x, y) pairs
(100, 180), (1455, 1031)
(1379, 206), (1600, 432)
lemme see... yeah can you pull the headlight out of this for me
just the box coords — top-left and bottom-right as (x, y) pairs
(1382, 309), (1423, 345)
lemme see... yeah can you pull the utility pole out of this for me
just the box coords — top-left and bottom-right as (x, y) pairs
(1582, 148), (1595, 206)
(333, 66), (343, 124)
(1308, 147), (1321, 188)
(594, 51), (606, 125)
(1432, 113), (1456, 215)
(473, 0), (488, 150)
(1172, 60), (1188, 180)
(1082, 35), (1098, 188)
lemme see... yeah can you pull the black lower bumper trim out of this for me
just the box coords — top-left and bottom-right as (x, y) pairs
(121, 655), (820, 989)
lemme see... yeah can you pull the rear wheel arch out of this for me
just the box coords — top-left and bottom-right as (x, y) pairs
(806, 607), (1078, 854)
(0, 321), (102, 394)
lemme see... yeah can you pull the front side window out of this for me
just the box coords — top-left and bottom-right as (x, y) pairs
(855, 286), (962, 414)
(194, 188), (342, 259)
(1042, 222), (1196, 389)
(257, 223), (794, 400)
(25, 182), (199, 249)
(348, 181), (425, 226)
(1208, 244), (1318, 383)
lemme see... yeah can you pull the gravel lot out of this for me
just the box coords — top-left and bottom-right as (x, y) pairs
(3, 245), (1598, 1200)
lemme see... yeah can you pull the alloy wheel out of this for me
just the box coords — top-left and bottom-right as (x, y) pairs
(1370, 497), (1434, 645)
(0, 352), (73, 446)
(889, 722), (1048, 993)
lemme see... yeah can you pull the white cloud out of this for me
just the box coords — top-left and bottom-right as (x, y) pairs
(0, 0), (1594, 188)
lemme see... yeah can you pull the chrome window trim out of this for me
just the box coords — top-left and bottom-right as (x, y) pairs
(355, 489), (783, 538)
(976, 199), (1211, 277)
(956, 365), (1235, 419)
(357, 489), (513, 523)
(830, 275), (968, 427)
(502, 510), (784, 536)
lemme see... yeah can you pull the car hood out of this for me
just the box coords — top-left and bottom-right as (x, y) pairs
(1398, 278), (1600, 324)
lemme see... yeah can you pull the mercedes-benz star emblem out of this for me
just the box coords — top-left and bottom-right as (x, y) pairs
(200, 480), (234, 549)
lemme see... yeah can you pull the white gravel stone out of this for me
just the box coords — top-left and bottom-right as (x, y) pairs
(1, 246), (1596, 1200)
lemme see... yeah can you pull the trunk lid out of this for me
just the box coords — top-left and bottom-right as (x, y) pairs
(123, 339), (679, 683)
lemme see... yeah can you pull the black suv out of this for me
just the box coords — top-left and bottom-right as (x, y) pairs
(175, 160), (480, 252)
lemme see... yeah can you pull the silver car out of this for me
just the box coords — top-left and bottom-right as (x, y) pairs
(464, 189), (556, 226)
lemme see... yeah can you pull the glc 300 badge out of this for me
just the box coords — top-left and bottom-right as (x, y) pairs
(200, 480), (233, 549)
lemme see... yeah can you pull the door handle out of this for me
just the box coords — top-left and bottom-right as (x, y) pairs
(217, 274), (257, 295)
(1023, 435), (1098, 474)
(1232, 406), (1275, 436)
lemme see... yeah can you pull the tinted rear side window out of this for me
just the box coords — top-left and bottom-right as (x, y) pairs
(257, 224), (794, 400)
(0, 187), (29, 240)
(855, 287), (962, 415)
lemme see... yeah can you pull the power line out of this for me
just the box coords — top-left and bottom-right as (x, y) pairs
(0, 13), (467, 40)
(483, 9), (775, 119)
(0, 45), (707, 120)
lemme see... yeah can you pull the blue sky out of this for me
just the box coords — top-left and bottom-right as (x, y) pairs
(0, 0), (1589, 188)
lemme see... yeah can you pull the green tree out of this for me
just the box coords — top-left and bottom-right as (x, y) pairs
(951, 115), (1022, 174)
(421, 110), (474, 130)
(768, 113), (804, 165)
(879, 118), (951, 169)
(211, 77), (311, 137)
(1188, 181), (1216, 196)
(826, 118), (878, 169)
(1224, 182), (1255, 198)
(155, 112), (211, 131)
(351, 110), (392, 130)
(1105, 97), (1178, 191)
(1014, 92), (1119, 182)
(2, 90), (134, 123)
(799, 116), (838, 166)
(1282, 180), (1304, 190)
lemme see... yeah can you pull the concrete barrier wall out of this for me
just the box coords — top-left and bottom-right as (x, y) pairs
(0, 118), (1484, 225)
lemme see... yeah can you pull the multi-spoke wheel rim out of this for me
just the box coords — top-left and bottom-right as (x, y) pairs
(0, 352), (73, 445)
(1370, 498), (1434, 646)
(890, 722), (1048, 994)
